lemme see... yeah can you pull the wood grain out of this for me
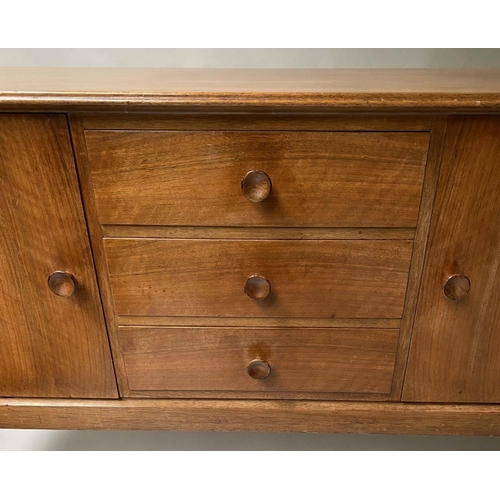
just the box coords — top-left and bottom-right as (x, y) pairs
(0, 114), (117, 398)
(68, 115), (130, 397)
(443, 274), (471, 301)
(102, 225), (416, 240)
(86, 131), (429, 228)
(2, 398), (500, 435)
(118, 327), (399, 395)
(389, 117), (448, 400)
(241, 170), (272, 203)
(82, 113), (432, 131)
(117, 316), (401, 329)
(104, 239), (413, 319)
(1, 68), (500, 110)
(122, 389), (392, 401)
(403, 116), (500, 403)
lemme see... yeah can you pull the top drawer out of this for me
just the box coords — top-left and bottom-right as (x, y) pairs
(85, 131), (429, 228)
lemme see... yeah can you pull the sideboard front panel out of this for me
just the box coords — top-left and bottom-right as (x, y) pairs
(75, 115), (429, 401)
(403, 116), (500, 403)
(0, 115), (117, 398)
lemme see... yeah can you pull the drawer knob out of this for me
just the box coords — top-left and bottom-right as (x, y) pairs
(48, 271), (76, 297)
(241, 170), (272, 202)
(244, 275), (271, 301)
(443, 274), (470, 301)
(247, 359), (271, 380)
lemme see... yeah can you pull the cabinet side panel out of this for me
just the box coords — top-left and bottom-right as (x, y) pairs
(403, 116), (500, 402)
(0, 114), (118, 398)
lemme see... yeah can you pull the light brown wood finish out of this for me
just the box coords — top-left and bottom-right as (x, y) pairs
(403, 116), (500, 403)
(1, 68), (500, 110)
(2, 398), (500, 435)
(118, 327), (399, 395)
(86, 131), (428, 228)
(3, 69), (500, 435)
(0, 114), (117, 398)
(389, 117), (448, 400)
(104, 239), (413, 319)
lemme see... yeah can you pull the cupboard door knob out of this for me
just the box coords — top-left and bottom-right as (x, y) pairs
(241, 170), (272, 202)
(443, 274), (470, 301)
(48, 271), (76, 297)
(244, 275), (271, 301)
(247, 359), (271, 380)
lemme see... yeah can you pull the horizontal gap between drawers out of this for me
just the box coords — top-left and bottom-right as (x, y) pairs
(86, 129), (432, 134)
(123, 391), (392, 401)
(117, 317), (401, 329)
(103, 225), (416, 240)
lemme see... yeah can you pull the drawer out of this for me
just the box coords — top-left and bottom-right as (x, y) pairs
(104, 239), (412, 318)
(118, 327), (399, 395)
(86, 131), (429, 228)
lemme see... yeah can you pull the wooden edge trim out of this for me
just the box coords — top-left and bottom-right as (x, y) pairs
(117, 316), (401, 328)
(125, 390), (391, 401)
(81, 112), (432, 131)
(1, 399), (500, 435)
(1, 93), (500, 111)
(102, 226), (416, 240)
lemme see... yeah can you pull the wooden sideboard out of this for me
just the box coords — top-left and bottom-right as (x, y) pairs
(2, 68), (500, 435)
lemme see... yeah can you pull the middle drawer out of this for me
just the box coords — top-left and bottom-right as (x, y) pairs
(104, 238), (413, 319)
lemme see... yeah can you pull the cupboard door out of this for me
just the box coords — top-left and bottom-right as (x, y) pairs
(403, 116), (500, 403)
(0, 115), (117, 398)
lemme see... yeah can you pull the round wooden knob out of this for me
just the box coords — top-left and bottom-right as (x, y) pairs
(241, 170), (272, 202)
(443, 274), (470, 301)
(244, 275), (271, 301)
(247, 359), (271, 380)
(48, 271), (76, 297)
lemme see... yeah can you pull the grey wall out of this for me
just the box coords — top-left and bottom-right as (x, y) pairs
(1, 48), (500, 450)
(1, 48), (500, 68)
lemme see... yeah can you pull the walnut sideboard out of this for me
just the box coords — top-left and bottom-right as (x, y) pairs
(2, 68), (500, 435)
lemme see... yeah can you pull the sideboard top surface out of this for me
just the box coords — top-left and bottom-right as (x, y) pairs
(1, 68), (500, 110)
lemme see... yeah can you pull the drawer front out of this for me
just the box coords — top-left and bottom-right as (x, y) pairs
(104, 239), (412, 318)
(86, 131), (429, 228)
(119, 327), (399, 395)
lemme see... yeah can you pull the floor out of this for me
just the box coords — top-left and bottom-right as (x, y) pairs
(1, 430), (500, 450)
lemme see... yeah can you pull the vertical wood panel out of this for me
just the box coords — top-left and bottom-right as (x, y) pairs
(0, 114), (117, 398)
(403, 116), (500, 402)
(389, 117), (447, 399)
(68, 114), (130, 397)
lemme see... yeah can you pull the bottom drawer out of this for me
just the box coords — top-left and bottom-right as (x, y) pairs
(118, 327), (399, 397)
